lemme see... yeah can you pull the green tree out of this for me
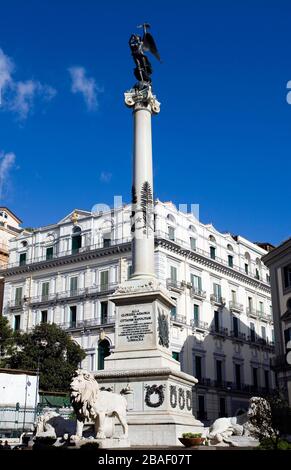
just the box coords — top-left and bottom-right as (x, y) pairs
(6, 323), (86, 391)
(0, 316), (16, 365)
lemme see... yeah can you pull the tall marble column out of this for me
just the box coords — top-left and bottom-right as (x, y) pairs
(125, 87), (160, 280)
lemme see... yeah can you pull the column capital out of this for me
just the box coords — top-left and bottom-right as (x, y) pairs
(124, 85), (160, 114)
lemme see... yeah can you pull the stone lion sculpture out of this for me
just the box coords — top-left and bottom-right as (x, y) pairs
(207, 397), (270, 446)
(70, 370), (128, 440)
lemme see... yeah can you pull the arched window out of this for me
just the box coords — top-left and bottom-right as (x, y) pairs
(244, 252), (250, 275)
(72, 226), (82, 254)
(98, 339), (111, 370)
(227, 244), (233, 251)
(167, 214), (176, 224)
(167, 214), (176, 241)
(255, 258), (261, 280)
(45, 234), (55, 260)
(209, 235), (216, 243)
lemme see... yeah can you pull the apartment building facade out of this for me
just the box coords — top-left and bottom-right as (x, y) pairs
(1, 201), (275, 422)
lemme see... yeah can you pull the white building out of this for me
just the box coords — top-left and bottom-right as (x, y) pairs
(1, 200), (275, 422)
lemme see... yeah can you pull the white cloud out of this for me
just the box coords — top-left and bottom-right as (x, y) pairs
(99, 171), (112, 183)
(0, 151), (16, 199)
(68, 66), (103, 111)
(0, 47), (56, 119)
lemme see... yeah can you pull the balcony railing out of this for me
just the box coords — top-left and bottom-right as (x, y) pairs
(196, 378), (273, 394)
(210, 294), (226, 306)
(60, 316), (116, 331)
(6, 237), (132, 269)
(230, 330), (246, 341)
(190, 287), (207, 300)
(155, 230), (270, 285)
(8, 283), (118, 309)
(191, 319), (209, 331)
(170, 314), (187, 325)
(166, 278), (184, 291)
(246, 308), (272, 323)
(210, 326), (229, 337)
(229, 301), (243, 313)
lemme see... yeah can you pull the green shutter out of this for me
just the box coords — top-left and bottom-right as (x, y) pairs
(15, 287), (22, 305)
(170, 266), (177, 281)
(42, 282), (49, 299)
(100, 271), (109, 289)
(70, 277), (78, 293)
(194, 304), (199, 325)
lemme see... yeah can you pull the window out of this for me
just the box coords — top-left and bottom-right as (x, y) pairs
(14, 315), (21, 331)
(219, 397), (226, 417)
(41, 310), (48, 323)
(103, 233), (111, 248)
(250, 322), (256, 342)
(170, 266), (177, 282)
(283, 264), (291, 289)
(172, 351), (180, 362)
(100, 270), (109, 290)
(264, 370), (269, 391)
(98, 339), (110, 370)
(170, 305), (177, 319)
(193, 304), (199, 326)
(195, 356), (202, 381)
(235, 364), (241, 390)
(233, 316), (239, 337)
(231, 290), (236, 303)
(127, 265), (133, 279)
(252, 367), (258, 390)
(101, 301), (108, 324)
(214, 310), (220, 332)
(228, 255), (233, 268)
(72, 226), (82, 254)
(168, 226), (175, 241)
(191, 274), (202, 292)
(190, 237), (196, 251)
(210, 246), (216, 260)
(213, 283), (221, 301)
(216, 360), (222, 385)
(70, 277), (78, 295)
(46, 247), (53, 260)
(248, 296), (253, 312)
(69, 306), (77, 327)
(259, 301), (264, 313)
(19, 252), (27, 266)
(266, 274), (270, 283)
(261, 326), (266, 340)
(255, 268), (260, 280)
(41, 282), (49, 301)
(197, 395), (206, 420)
(245, 263), (249, 275)
(15, 287), (23, 306)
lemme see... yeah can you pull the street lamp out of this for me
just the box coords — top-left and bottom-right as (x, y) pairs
(34, 339), (48, 422)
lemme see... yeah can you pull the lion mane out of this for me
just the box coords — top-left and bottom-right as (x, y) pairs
(70, 370), (100, 421)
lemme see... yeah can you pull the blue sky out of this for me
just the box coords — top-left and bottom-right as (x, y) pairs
(0, 0), (291, 245)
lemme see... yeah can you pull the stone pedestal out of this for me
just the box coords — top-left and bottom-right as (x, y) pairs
(95, 279), (204, 446)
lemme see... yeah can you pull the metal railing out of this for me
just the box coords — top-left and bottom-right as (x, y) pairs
(230, 330), (246, 341)
(170, 314), (187, 325)
(190, 287), (207, 299)
(8, 283), (118, 308)
(155, 230), (270, 285)
(60, 316), (116, 330)
(191, 319), (209, 330)
(196, 378), (273, 394)
(6, 237), (132, 269)
(229, 301), (243, 312)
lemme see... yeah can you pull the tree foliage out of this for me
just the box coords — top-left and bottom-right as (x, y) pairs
(5, 323), (86, 392)
(0, 315), (16, 365)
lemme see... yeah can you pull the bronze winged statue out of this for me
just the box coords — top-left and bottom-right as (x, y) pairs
(129, 23), (161, 89)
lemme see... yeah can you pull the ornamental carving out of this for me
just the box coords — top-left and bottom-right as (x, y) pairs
(186, 390), (192, 411)
(178, 388), (185, 410)
(158, 307), (169, 348)
(170, 385), (177, 408)
(145, 384), (165, 408)
(124, 86), (160, 114)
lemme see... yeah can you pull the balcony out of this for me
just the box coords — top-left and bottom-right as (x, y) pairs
(60, 316), (116, 331)
(191, 319), (209, 332)
(230, 330), (246, 342)
(210, 294), (226, 307)
(210, 326), (229, 338)
(170, 314), (187, 325)
(247, 334), (274, 350)
(229, 301), (243, 313)
(166, 278), (184, 292)
(196, 378), (273, 395)
(13, 283), (118, 308)
(190, 287), (207, 300)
